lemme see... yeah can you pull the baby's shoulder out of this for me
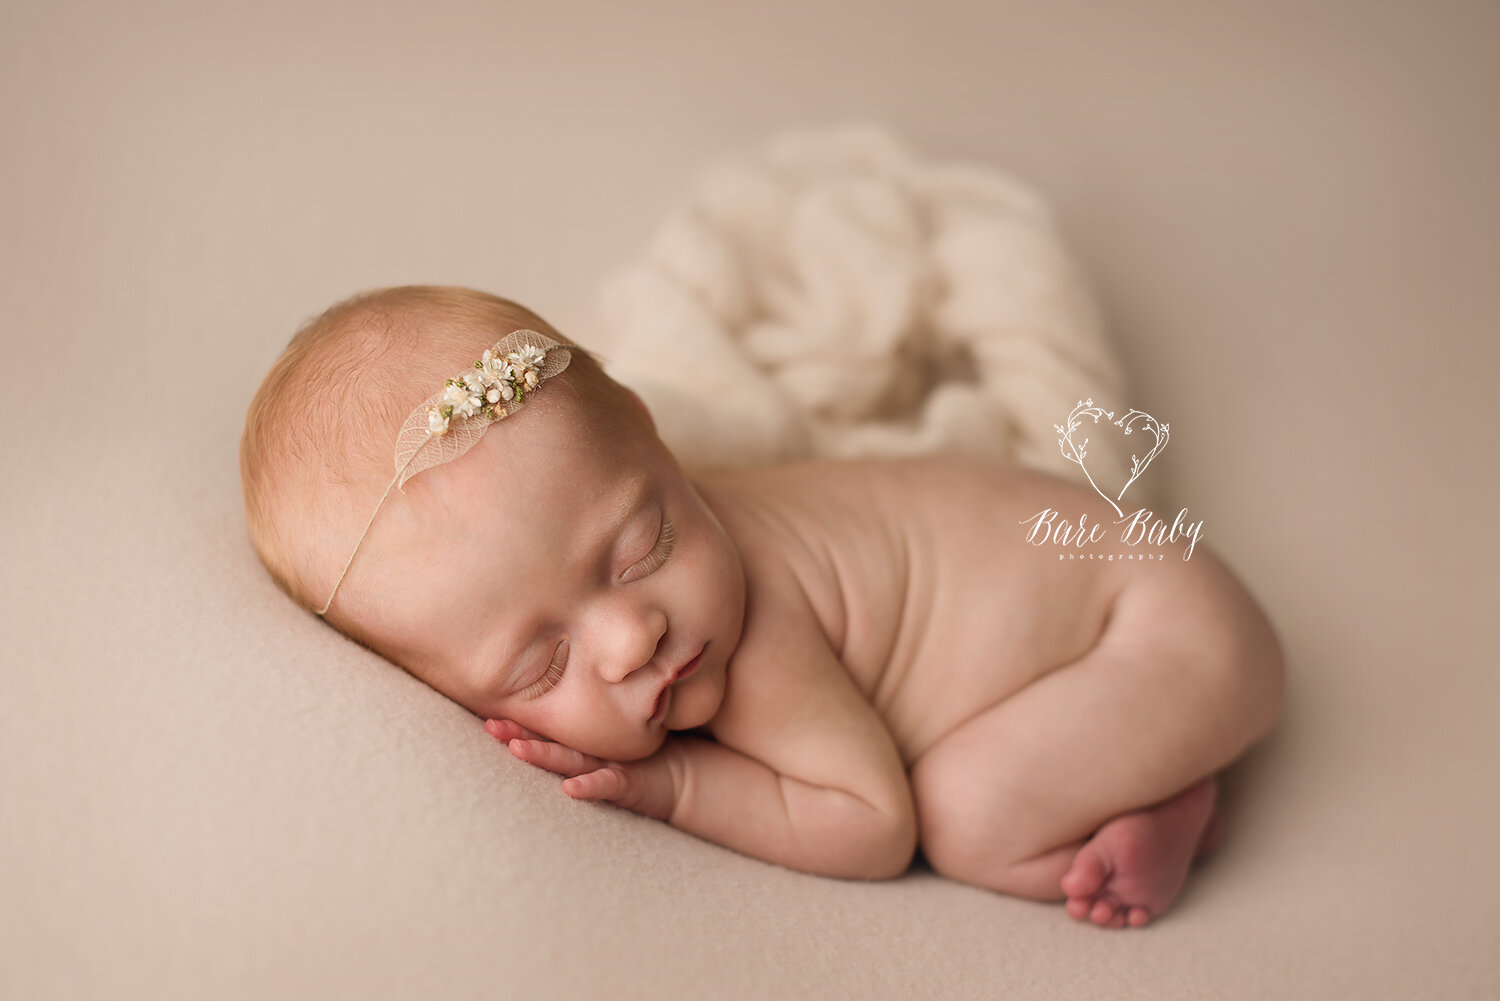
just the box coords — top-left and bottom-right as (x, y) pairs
(693, 455), (1035, 650)
(695, 453), (1077, 532)
(692, 459), (901, 648)
(702, 512), (894, 763)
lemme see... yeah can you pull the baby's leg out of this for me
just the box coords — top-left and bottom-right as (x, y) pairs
(910, 549), (1283, 924)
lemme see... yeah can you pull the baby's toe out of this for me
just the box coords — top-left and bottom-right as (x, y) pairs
(1060, 846), (1109, 899)
(1126, 905), (1151, 927)
(1089, 898), (1116, 926)
(1065, 896), (1093, 921)
(1107, 910), (1127, 929)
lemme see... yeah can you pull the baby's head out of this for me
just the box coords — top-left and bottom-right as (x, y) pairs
(241, 286), (746, 761)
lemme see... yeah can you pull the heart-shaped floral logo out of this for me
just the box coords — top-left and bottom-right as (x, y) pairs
(1055, 399), (1170, 517)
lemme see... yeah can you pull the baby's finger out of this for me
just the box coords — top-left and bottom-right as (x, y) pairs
(484, 718), (548, 743)
(561, 766), (628, 802)
(505, 738), (603, 778)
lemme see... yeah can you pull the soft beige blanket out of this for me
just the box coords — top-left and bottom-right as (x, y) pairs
(592, 124), (1139, 498)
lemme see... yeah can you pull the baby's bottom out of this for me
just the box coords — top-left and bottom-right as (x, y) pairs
(909, 552), (1283, 926)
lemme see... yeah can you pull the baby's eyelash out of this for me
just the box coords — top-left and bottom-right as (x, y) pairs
(518, 641), (568, 700)
(629, 518), (676, 579)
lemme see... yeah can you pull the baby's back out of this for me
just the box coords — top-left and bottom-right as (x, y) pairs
(697, 455), (1135, 764)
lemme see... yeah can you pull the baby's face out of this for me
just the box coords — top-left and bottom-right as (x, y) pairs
(348, 384), (746, 762)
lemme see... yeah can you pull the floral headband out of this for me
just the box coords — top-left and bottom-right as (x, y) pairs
(315, 328), (574, 616)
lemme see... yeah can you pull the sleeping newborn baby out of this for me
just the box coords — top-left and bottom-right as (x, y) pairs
(240, 285), (1284, 929)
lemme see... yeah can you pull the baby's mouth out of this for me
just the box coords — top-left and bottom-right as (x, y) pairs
(650, 644), (706, 723)
(672, 645), (705, 683)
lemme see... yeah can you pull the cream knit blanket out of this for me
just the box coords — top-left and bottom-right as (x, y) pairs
(591, 123), (1136, 497)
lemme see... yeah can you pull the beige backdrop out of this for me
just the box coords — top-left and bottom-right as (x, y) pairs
(2, 2), (1497, 999)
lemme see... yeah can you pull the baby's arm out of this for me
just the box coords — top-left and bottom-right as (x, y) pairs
(674, 609), (918, 880)
(658, 729), (914, 880)
(496, 727), (913, 880)
(491, 612), (917, 880)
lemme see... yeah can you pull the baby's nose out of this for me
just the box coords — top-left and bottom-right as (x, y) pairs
(596, 606), (668, 683)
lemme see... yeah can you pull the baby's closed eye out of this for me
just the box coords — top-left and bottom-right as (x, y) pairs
(517, 638), (570, 699)
(620, 517), (675, 583)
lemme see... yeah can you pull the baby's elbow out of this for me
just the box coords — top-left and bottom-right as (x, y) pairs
(856, 797), (919, 881)
(871, 812), (919, 880)
(811, 790), (918, 880)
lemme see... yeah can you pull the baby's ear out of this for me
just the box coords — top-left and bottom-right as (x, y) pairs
(624, 386), (655, 432)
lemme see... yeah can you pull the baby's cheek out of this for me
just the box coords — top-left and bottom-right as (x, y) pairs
(551, 714), (660, 763)
(581, 728), (665, 764)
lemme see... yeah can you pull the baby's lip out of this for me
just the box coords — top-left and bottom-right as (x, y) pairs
(650, 686), (670, 723)
(650, 644), (706, 721)
(671, 644), (706, 683)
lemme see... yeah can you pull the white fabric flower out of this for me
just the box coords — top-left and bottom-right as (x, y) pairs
(508, 345), (547, 372)
(443, 381), (482, 419)
(481, 352), (513, 386)
(427, 405), (451, 436)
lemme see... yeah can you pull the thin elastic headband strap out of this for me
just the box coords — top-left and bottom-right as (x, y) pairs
(314, 455), (416, 617)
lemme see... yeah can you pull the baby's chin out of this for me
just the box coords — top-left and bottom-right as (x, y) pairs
(668, 684), (722, 733)
(573, 726), (668, 764)
(573, 695), (713, 762)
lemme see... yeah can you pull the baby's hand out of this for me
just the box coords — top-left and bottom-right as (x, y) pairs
(483, 719), (676, 822)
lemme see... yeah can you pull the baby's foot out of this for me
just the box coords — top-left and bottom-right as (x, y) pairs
(1059, 776), (1220, 928)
